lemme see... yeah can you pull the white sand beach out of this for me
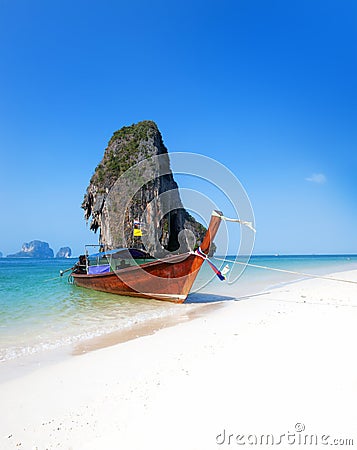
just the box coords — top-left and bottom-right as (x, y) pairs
(1, 270), (357, 450)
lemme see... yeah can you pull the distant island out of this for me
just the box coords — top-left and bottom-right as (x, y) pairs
(56, 247), (72, 258)
(0, 251), (3, 258)
(7, 241), (72, 258)
(7, 240), (54, 258)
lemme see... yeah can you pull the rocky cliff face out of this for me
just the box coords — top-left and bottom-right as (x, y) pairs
(56, 247), (72, 258)
(7, 241), (54, 258)
(82, 121), (207, 256)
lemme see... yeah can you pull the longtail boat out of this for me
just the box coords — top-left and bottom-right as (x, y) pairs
(68, 211), (223, 303)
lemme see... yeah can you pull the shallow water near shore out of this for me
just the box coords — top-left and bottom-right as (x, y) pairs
(0, 255), (356, 371)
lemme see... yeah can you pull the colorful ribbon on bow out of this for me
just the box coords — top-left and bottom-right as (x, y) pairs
(195, 247), (226, 281)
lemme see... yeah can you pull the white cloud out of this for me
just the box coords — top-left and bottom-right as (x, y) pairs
(305, 173), (327, 184)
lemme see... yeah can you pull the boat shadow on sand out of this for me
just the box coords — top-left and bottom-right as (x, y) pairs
(185, 292), (236, 304)
(185, 291), (269, 304)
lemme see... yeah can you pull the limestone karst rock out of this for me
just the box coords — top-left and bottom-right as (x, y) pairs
(82, 121), (209, 257)
(56, 247), (72, 258)
(7, 240), (54, 258)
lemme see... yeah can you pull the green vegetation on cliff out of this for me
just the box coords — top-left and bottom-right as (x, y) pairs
(82, 120), (211, 255)
(91, 121), (159, 190)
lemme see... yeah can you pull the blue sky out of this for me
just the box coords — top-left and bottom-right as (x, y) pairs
(0, 0), (356, 256)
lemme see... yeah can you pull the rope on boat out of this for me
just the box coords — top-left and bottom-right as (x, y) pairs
(194, 212), (256, 280)
(212, 212), (356, 285)
(43, 265), (76, 283)
(212, 210), (256, 233)
(213, 256), (357, 285)
(43, 276), (62, 282)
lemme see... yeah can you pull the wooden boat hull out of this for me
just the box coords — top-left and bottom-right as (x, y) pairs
(72, 211), (222, 303)
(73, 253), (204, 303)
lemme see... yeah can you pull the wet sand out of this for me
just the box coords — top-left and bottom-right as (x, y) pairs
(73, 302), (224, 355)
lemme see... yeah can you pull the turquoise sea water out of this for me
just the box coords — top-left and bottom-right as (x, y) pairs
(0, 255), (356, 366)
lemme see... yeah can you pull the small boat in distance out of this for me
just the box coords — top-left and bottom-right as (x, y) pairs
(68, 211), (223, 303)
